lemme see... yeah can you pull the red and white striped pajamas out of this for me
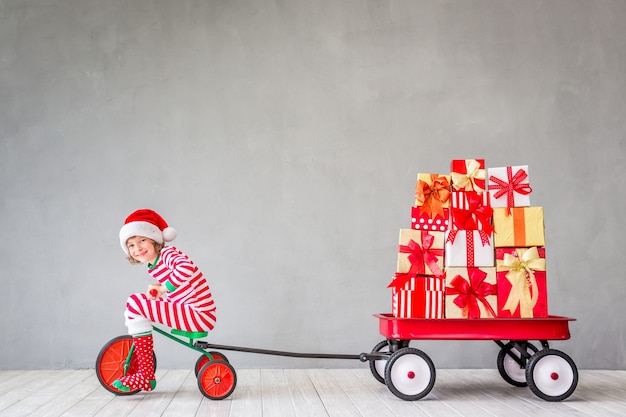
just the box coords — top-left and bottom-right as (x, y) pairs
(124, 246), (216, 335)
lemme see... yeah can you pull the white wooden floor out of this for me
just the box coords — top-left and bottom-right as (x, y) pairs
(0, 368), (625, 417)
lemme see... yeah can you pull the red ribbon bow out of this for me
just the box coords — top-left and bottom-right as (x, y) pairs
(451, 192), (493, 234)
(446, 268), (497, 319)
(387, 232), (444, 290)
(387, 271), (413, 291)
(489, 167), (532, 215)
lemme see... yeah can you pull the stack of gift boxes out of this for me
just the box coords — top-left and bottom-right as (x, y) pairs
(389, 159), (549, 319)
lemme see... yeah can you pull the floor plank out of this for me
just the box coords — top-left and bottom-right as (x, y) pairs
(260, 369), (296, 417)
(35, 371), (102, 417)
(226, 369), (262, 417)
(283, 369), (330, 417)
(349, 369), (433, 417)
(125, 369), (189, 417)
(0, 369), (625, 417)
(0, 370), (91, 416)
(306, 368), (362, 417)
(161, 371), (203, 417)
(195, 396), (232, 417)
(59, 374), (117, 417)
(328, 368), (402, 417)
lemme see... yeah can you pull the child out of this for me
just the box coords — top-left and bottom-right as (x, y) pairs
(112, 209), (216, 392)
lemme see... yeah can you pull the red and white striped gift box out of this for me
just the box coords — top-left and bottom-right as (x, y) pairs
(449, 191), (493, 232)
(391, 276), (445, 319)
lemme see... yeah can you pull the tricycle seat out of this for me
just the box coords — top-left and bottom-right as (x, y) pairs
(171, 328), (208, 339)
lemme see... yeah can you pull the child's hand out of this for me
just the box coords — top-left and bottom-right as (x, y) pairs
(147, 284), (166, 300)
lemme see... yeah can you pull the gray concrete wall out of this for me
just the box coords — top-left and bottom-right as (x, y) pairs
(1, 0), (624, 370)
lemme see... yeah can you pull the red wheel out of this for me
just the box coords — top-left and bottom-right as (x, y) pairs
(194, 352), (229, 376)
(197, 360), (237, 400)
(95, 335), (157, 395)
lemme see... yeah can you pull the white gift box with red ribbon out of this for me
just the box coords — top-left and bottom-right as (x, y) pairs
(487, 165), (532, 211)
(444, 229), (495, 267)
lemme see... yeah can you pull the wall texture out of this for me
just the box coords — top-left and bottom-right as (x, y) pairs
(1, 0), (625, 370)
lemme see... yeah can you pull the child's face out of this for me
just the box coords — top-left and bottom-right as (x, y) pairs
(126, 236), (159, 264)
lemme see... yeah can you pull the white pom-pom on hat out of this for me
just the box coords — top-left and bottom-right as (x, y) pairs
(162, 226), (177, 242)
(119, 209), (177, 254)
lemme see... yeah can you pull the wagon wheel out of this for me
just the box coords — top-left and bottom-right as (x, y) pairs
(194, 352), (230, 376)
(95, 335), (157, 395)
(384, 347), (436, 401)
(497, 341), (539, 387)
(197, 360), (237, 400)
(525, 348), (578, 401)
(369, 340), (391, 384)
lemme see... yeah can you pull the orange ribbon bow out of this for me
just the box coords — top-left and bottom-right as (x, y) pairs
(415, 174), (450, 218)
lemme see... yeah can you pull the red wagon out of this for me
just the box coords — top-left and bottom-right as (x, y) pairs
(369, 314), (578, 402)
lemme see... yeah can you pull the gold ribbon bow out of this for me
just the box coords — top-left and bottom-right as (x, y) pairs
(496, 247), (546, 317)
(451, 159), (486, 191)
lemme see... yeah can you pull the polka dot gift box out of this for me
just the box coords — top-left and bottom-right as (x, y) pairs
(411, 206), (449, 231)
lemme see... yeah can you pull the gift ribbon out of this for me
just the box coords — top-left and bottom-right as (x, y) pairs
(415, 174), (450, 218)
(446, 269), (497, 319)
(512, 208), (527, 246)
(497, 247), (545, 318)
(388, 272), (413, 291)
(402, 232), (444, 277)
(446, 229), (491, 246)
(450, 192), (494, 234)
(451, 159), (486, 191)
(489, 167), (532, 215)
(446, 229), (491, 267)
(388, 232), (444, 289)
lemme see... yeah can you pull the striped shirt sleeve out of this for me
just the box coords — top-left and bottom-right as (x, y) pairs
(160, 246), (198, 289)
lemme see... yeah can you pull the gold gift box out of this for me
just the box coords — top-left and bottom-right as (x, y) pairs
(493, 207), (545, 248)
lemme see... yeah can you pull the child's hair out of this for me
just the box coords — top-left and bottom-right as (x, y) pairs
(126, 238), (165, 265)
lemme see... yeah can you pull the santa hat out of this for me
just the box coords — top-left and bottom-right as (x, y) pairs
(119, 209), (177, 254)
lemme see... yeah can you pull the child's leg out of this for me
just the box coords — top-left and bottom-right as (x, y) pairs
(113, 293), (216, 391)
(124, 293), (216, 333)
(112, 333), (156, 392)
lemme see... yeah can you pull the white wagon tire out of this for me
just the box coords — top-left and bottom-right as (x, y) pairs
(369, 340), (391, 384)
(384, 347), (435, 401)
(497, 341), (538, 387)
(526, 348), (578, 401)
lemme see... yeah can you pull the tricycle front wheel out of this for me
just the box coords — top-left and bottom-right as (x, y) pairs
(95, 335), (157, 395)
